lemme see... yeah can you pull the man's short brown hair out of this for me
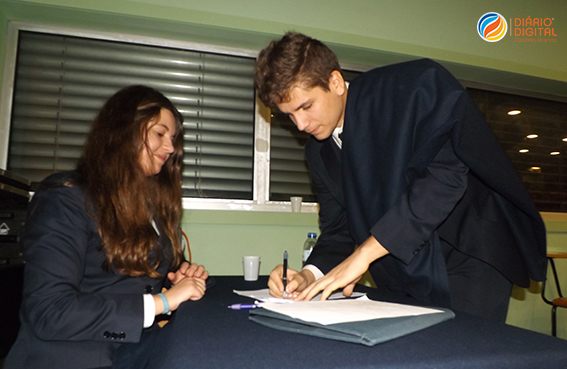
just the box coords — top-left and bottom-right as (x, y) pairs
(254, 32), (342, 110)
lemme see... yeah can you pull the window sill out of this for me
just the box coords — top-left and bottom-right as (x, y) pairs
(182, 198), (319, 214)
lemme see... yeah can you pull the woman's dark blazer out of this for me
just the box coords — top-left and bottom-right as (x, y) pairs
(4, 172), (172, 369)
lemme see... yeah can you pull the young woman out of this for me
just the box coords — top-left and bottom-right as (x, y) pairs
(4, 85), (208, 369)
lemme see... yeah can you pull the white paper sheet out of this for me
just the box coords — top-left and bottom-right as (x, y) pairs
(260, 296), (444, 325)
(233, 288), (365, 303)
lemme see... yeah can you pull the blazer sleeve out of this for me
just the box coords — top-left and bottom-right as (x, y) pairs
(370, 138), (469, 265)
(21, 186), (145, 343)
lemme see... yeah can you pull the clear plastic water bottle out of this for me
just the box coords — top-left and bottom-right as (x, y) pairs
(302, 233), (317, 266)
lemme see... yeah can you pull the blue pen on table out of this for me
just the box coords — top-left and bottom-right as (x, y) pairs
(282, 250), (288, 299)
(227, 303), (261, 310)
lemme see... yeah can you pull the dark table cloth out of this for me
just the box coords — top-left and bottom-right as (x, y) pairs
(113, 276), (567, 369)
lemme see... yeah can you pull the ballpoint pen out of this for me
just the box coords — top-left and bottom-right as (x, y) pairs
(227, 303), (261, 310)
(282, 250), (288, 299)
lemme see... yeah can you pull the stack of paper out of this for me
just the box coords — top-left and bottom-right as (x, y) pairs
(234, 288), (454, 346)
(260, 296), (445, 325)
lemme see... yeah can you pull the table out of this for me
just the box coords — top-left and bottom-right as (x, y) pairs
(113, 276), (567, 369)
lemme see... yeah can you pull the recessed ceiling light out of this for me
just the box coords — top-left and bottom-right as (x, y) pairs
(526, 134), (538, 139)
(529, 167), (541, 173)
(508, 110), (522, 115)
(519, 149), (529, 153)
(563, 138), (567, 142)
(551, 151), (560, 155)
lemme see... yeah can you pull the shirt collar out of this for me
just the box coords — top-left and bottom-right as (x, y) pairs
(331, 81), (348, 149)
(331, 125), (343, 149)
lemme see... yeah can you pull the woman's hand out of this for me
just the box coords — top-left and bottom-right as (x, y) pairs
(267, 265), (315, 299)
(168, 262), (209, 285)
(155, 277), (207, 314)
(154, 262), (209, 314)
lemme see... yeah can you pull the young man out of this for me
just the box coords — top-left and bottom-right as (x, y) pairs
(255, 32), (547, 321)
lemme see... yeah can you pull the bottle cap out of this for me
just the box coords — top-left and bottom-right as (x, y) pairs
(308, 232), (317, 238)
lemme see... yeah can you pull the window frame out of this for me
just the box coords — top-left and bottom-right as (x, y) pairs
(0, 21), (319, 213)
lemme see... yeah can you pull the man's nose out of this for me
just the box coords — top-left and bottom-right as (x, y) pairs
(294, 115), (308, 131)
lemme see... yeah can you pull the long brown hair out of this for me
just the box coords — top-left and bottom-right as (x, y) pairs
(77, 85), (184, 278)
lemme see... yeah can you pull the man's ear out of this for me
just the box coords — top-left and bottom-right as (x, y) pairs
(329, 70), (346, 96)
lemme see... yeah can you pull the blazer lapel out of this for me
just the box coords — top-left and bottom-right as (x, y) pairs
(320, 139), (345, 205)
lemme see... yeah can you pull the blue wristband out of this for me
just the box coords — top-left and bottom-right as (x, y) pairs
(157, 293), (170, 314)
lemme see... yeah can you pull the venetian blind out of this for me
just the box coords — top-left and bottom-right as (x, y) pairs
(8, 31), (255, 199)
(269, 113), (314, 201)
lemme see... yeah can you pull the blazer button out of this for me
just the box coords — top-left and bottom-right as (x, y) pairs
(145, 285), (153, 293)
(103, 331), (111, 339)
(119, 332), (126, 340)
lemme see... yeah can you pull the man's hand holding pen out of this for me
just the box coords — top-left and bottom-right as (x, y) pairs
(267, 265), (316, 299)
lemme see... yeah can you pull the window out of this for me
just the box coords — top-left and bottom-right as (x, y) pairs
(468, 88), (567, 212)
(3, 27), (567, 213)
(8, 31), (256, 200)
(269, 113), (314, 202)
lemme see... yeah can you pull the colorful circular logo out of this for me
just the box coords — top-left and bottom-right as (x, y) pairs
(477, 12), (507, 42)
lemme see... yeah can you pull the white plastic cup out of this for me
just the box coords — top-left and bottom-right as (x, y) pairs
(242, 256), (260, 281)
(290, 196), (303, 212)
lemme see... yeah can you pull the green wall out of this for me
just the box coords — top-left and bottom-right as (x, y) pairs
(181, 211), (320, 275)
(1, 0), (566, 95)
(1, 0), (567, 339)
(182, 209), (567, 338)
(507, 220), (567, 338)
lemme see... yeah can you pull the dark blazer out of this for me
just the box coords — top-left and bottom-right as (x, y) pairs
(305, 59), (546, 306)
(4, 172), (173, 369)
